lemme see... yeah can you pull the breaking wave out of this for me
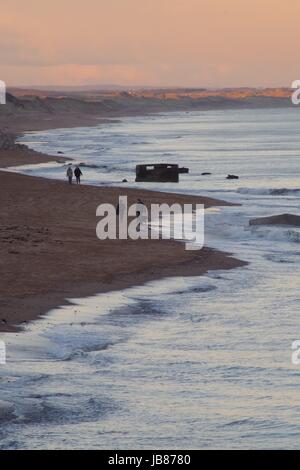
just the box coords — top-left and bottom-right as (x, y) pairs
(238, 187), (300, 196)
(250, 226), (300, 243)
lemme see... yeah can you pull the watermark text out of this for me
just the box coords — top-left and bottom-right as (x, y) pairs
(0, 341), (6, 365)
(291, 80), (300, 105)
(96, 196), (204, 250)
(0, 81), (6, 105)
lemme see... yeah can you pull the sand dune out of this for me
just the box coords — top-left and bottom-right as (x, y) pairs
(0, 88), (293, 136)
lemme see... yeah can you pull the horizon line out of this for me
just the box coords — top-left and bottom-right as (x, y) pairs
(7, 84), (292, 91)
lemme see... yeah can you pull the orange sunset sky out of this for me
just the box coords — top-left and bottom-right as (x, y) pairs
(1, 0), (299, 87)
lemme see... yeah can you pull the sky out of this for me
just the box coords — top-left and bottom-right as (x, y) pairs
(1, 0), (299, 88)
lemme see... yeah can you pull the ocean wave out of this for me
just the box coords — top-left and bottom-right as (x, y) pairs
(77, 163), (108, 169)
(238, 187), (300, 196)
(131, 141), (151, 145)
(10, 396), (115, 426)
(60, 340), (115, 361)
(176, 285), (217, 295)
(0, 401), (15, 423)
(251, 226), (300, 243)
(264, 253), (296, 264)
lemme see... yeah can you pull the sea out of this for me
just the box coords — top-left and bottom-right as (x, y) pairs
(1, 107), (300, 449)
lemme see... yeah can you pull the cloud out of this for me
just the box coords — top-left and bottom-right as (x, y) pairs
(0, 0), (297, 86)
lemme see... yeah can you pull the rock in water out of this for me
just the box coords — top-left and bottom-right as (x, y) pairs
(227, 174), (239, 180)
(249, 213), (300, 227)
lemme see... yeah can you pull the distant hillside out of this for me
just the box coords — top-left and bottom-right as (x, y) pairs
(0, 88), (295, 135)
(3, 87), (295, 113)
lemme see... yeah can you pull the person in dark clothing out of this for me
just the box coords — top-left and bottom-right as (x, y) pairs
(66, 166), (73, 185)
(74, 166), (83, 184)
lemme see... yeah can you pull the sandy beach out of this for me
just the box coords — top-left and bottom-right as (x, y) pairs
(0, 93), (248, 333)
(1, 0), (298, 452)
(0, 153), (245, 332)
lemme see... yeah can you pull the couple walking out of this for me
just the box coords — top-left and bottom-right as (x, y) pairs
(66, 165), (82, 185)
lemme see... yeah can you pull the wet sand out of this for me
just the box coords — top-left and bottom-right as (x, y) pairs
(0, 159), (245, 332)
(0, 101), (247, 332)
(0, 147), (69, 168)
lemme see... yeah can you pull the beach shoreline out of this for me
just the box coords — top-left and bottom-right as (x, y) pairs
(0, 167), (246, 333)
(0, 113), (246, 333)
